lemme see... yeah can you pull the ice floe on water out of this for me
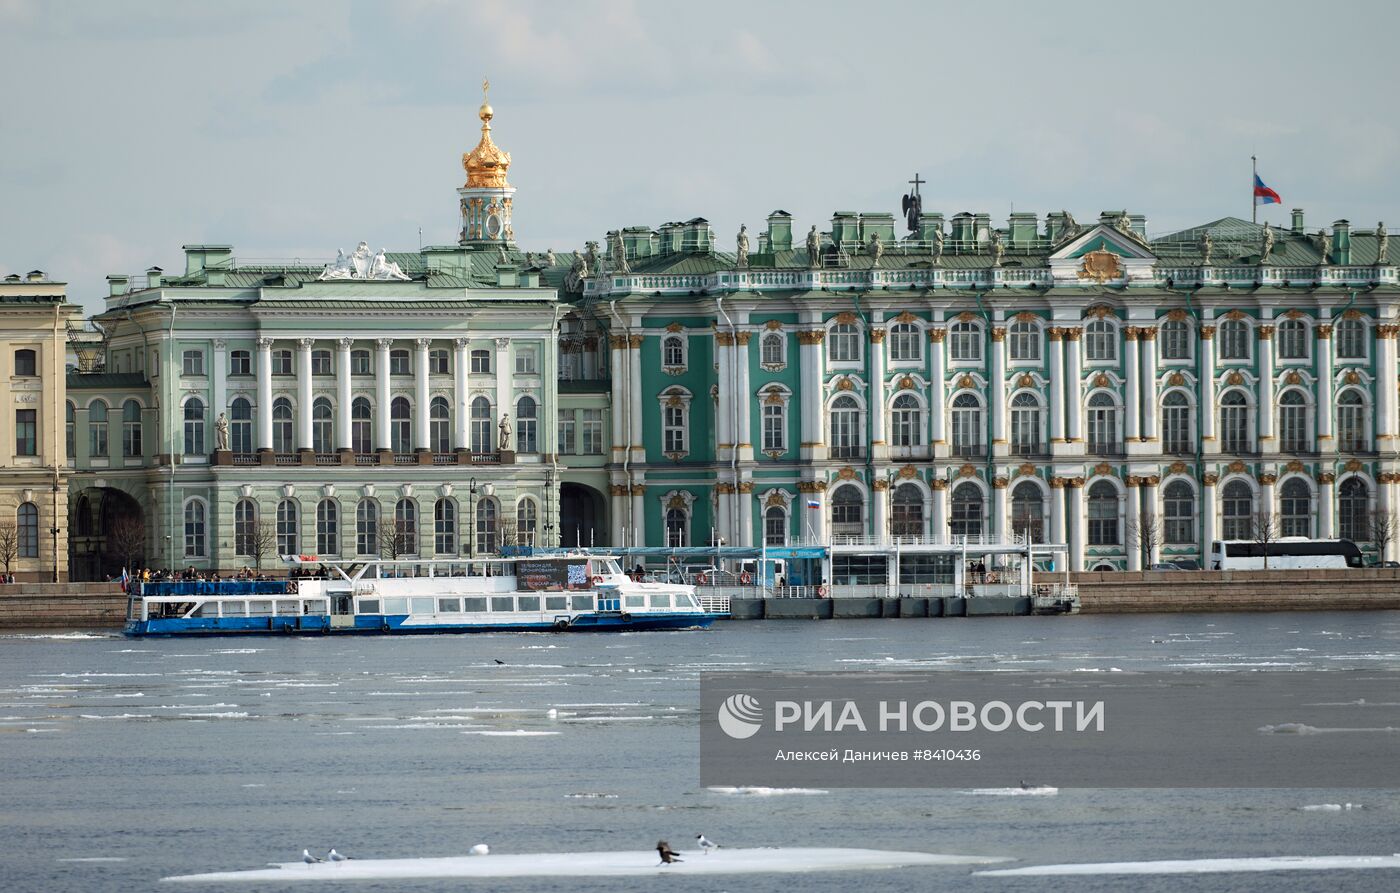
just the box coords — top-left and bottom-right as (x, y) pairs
(706, 786), (829, 796)
(164, 848), (1007, 882)
(1259, 723), (1400, 734)
(460, 729), (560, 737)
(962, 786), (1059, 796)
(976, 854), (1400, 876)
(1, 632), (114, 640)
(1301, 803), (1363, 811)
(58, 857), (128, 863)
(564, 792), (619, 799)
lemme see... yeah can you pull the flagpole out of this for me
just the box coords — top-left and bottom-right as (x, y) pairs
(1251, 155), (1257, 224)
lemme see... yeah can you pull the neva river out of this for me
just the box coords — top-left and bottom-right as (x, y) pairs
(3, 613), (1399, 892)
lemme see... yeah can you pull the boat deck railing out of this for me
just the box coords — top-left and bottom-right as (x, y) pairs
(138, 581), (294, 597)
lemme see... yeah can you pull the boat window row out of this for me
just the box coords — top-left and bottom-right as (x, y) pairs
(182, 598), (328, 618)
(354, 591), (698, 615)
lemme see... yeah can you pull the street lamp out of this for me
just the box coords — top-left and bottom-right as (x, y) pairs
(467, 477), (478, 560)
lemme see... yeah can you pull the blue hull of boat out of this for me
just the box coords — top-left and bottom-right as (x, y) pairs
(124, 612), (719, 638)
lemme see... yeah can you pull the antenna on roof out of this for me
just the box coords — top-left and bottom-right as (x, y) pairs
(418, 227), (423, 250)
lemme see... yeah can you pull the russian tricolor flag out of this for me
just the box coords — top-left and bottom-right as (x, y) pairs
(1253, 173), (1281, 206)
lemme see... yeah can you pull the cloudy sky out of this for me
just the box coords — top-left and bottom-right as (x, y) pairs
(3, 0), (1398, 313)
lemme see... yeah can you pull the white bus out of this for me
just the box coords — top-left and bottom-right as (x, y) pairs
(1209, 538), (1364, 570)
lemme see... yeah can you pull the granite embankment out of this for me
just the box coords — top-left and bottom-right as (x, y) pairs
(1067, 568), (1400, 613)
(0, 583), (126, 629)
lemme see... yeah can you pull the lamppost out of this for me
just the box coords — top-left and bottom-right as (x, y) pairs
(50, 471), (60, 583)
(467, 477), (477, 560)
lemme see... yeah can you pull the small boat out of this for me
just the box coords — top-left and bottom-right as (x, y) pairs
(123, 553), (726, 637)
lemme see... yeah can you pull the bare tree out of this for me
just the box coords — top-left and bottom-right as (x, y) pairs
(1250, 511), (1280, 570)
(497, 518), (519, 553)
(1126, 509), (1163, 569)
(1368, 509), (1399, 566)
(0, 521), (17, 577)
(108, 516), (146, 571)
(250, 521), (278, 572)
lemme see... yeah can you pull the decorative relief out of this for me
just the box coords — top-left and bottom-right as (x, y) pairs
(1228, 460), (1247, 473)
(1169, 461), (1188, 474)
(898, 376), (915, 390)
(1093, 462), (1113, 477)
(1316, 324), (1333, 339)
(1202, 472), (1219, 485)
(834, 311), (857, 325)
(1285, 371), (1302, 385)
(1086, 304), (1115, 319)
(1344, 370), (1361, 385)
(1199, 325), (1216, 339)
(1167, 372), (1185, 386)
(796, 330), (826, 345)
(1078, 251), (1123, 284)
(992, 476), (1008, 489)
(1225, 310), (1247, 321)
(1062, 328), (1082, 341)
(764, 320), (783, 330)
(1316, 471), (1336, 484)
(766, 491), (787, 507)
(837, 466), (857, 480)
(895, 311), (918, 324)
(957, 311), (978, 323)
(836, 377), (854, 391)
(898, 465), (918, 479)
(1343, 309), (1363, 320)
(1139, 327), (1158, 341)
(665, 322), (683, 333)
(1257, 472), (1278, 485)
(1167, 309), (1188, 322)
(1257, 325), (1275, 340)
(714, 331), (735, 347)
(1226, 371), (1244, 385)
(1285, 309), (1305, 320)
(957, 374), (975, 389)
(958, 464), (977, 478)
(928, 328), (947, 343)
(1014, 311), (1038, 323)
(1285, 460), (1306, 473)
(931, 479), (949, 491)
(1068, 477), (1085, 488)
(1047, 327), (1064, 342)
(1050, 477), (1066, 489)
(990, 327), (1006, 342)
(869, 329), (886, 344)
(737, 481), (754, 494)
(872, 479), (889, 491)
(1017, 463), (1036, 477)
(1017, 373), (1035, 388)
(1093, 373), (1110, 387)
(736, 332), (752, 346)
(1345, 459), (1364, 472)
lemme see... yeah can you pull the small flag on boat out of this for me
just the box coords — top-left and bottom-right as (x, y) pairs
(120, 567), (130, 590)
(806, 499), (820, 508)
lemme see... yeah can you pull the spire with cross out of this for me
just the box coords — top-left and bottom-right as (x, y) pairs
(901, 173), (925, 234)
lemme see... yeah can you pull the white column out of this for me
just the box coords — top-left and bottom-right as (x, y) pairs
(1257, 326), (1275, 445)
(872, 482), (889, 540)
(374, 338), (392, 451)
(415, 338), (431, 452)
(1200, 327), (1217, 448)
(609, 483), (626, 547)
(1316, 326), (1334, 444)
(1380, 475), (1397, 562)
(495, 338), (511, 445)
(1067, 480), (1085, 571)
(628, 336), (644, 461)
(454, 338), (470, 451)
(629, 484), (645, 548)
(336, 338), (352, 452)
(1050, 479), (1066, 547)
(991, 327), (1007, 450)
(736, 332), (753, 460)
(739, 487), (754, 548)
(930, 330), (947, 446)
(1048, 329), (1065, 442)
(1140, 327), (1158, 441)
(1124, 329), (1140, 442)
(810, 487), (827, 544)
(256, 337), (273, 451)
(296, 338), (313, 451)
(1318, 474), (1336, 540)
(991, 478), (1007, 538)
(212, 339), (228, 425)
(1201, 476), (1218, 567)
(715, 333), (733, 457)
(870, 329), (887, 458)
(715, 487), (733, 547)
(1066, 330), (1083, 442)
(800, 331), (826, 460)
(1261, 476), (1277, 527)
(1380, 328), (1398, 442)
(1125, 479), (1142, 571)
(609, 336), (626, 463)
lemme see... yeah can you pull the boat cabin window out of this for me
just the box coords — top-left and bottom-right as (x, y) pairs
(276, 600), (300, 616)
(570, 595), (593, 611)
(302, 600), (327, 615)
(625, 595), (646, 608)
(410, 597), (434, 614)
(649, 593), (673, 609)
(517, 595), (539, 611)
(545, 596), (567, 611)
(463, 597), (487, 612)
(191, 602), (217, 617)
(223, 601), (248, 616)
(437, 598), (462, 613)
(358, 599), (380, 614)
(249, 600), (273, 616)
(384, 597), (408, 614)
(595, 559), (622, 576)
(490, 597), (514, 612)
(676, 594), (698, 609)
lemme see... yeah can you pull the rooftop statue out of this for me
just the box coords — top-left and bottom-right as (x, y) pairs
(806, 225), (822, 268)
(1261, 222), (1275, 262)
(866, 232), (884, 264)
(735, 225), (749, 268)
(1318, 229), (1332, 264)
(1378, 223), (1389, 265)
(1053, 211), (1080, 245)
(990, 229), (1005, 266)
(610, 231), (630, 274)
(318, 242), (410, 280)
(370, 249), (410, 281)
(932, 227), (944, 264)
(320, 248), (355, 280)
(564, 251), (588, 292)
(585, 241), (600, 272)
(1200, 230), (1214, 266)
(545, 248), (557, 267)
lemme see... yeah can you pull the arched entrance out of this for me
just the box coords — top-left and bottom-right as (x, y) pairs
(70, 487), (145, 581)
(559, 483), (607, 548)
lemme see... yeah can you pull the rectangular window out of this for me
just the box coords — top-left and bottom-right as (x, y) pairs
(15, 409), (36, 456)
(181, 349), (205, 376)
(429, 349), (450, 375)
(271, 350), (293, 375)
(14, 349), (37, 376)
(515, 348), (537, 374)
(581, 409), (603, 455)
(311, 350), (332, 375)
(389, 350), (410, 375)
(470, 350), (491, 374)
(229, 350), (251, 376)
(558, 411), (576, 455)
(663, 406), (687, 454)
(350, 350), (371, 375)
(762, 403), (785, 452)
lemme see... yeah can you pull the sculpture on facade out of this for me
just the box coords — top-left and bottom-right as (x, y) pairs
(1378, 223), (1389, 265)
(318, 242), (411, 280)
(1114, 210), (1133, 237)
(320, 248), (355, 280)
(1053, 210), (1080, 245)
(932, 227), (944, 264)
(806, 225), (822, 268)
(735, 225), (749, 268)
(545, 248), (557, 267)
(214, 412), (229, 451)
(1260, 222), (1275, 262)
(609, 231), (630, 274)
(866, 232), (884, 264)
(585, 241), (600, 272)
(1318, 229), (1332, 264)
(989, 229), (1005, 266)
(370, 249), (411, 280)
(497, 413), (512, 451)
(565, 250), (589, 292)
(1200, 230), (1214, 266)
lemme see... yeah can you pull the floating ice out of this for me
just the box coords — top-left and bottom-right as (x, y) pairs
(163, 847), (1006, 882)
(1301, 803), (1362, 811)
(976, 854), (1400, 876)
(706, 786), (829, 796)
(459, 730), (559, 737)
(962, 786), (1059, 796)
(58, 857), (129, 863)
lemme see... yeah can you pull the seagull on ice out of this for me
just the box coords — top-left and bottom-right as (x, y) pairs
(696, 834), (719, 854)
(657, 840), (683, 864)
(327, 849), (348, 863)
(469, 843), (490, 856)
(301, 849), (324, 865)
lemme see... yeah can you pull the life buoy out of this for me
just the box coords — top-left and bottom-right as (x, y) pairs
(696, 573), (708, 585)
(739, 572), (752, 585)
(816, 585), (827, 597)
(591, 575), (604, 585)
(287, 580), (298, 594)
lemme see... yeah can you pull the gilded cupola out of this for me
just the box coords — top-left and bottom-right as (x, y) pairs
(462, 78), (511, 189)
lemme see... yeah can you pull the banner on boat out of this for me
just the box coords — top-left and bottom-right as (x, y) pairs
(514, 558), (591, 592)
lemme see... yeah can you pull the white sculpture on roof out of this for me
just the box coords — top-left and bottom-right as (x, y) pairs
(371, 249), (410, 280)
(320, 249), (354, 280)
(1378, 223), (1388, 265)
(318, 241), (410, 280)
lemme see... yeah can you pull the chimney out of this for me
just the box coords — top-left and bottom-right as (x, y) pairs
(1291, 208), (1305, 234)
(1333, 220), (1351, 265)
(25, 270), (44, 282)
(146, 266), (163, 288)
(766, 210), (793, 252)
(107, 274), (130, 297)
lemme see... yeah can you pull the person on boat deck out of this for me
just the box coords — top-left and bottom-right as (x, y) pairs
(633, 564), (645, 581)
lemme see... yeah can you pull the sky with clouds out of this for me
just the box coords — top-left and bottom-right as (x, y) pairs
(3, 0), (1398, 314)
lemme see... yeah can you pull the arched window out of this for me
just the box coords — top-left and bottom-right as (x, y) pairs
(1280, 478), (1313, 537)
(276, 499), (298, 556)
(1160, 319), (1190, 361)
(351, 397), (372, 454)
(1278, 318), (1308, 359)
(1087, 392), (1119, 455)
(764, 505), (787, 546)
(390, 397), (411, 454)
(1010, 482), (1044, 542)
(1278, 389), (1309, 452)
(829, 395), (863, 459)
(888, 323), (921, 362)
(122, 400), (143, 457)
(272, 397), (293, 453)
(1336, 317), (1366, 359)
(434, 498), (456, 555)
(470, 397), (492, 453)
(664, 506), (689, 547)
(234, 498), (256, 556)
(515, 396), (538, 453)
(760, 332), (785, 367)
(1085, 318), (1117, 361)
(950, 483), (983, 538)
(429, 396), (450, 453)
(830, 484), (864, 537)
(1163, 480), (1196, 544)
(17, 502), (38, 558)
(355, 500), (378, 556)
(662, 335), (685, 368)
(475, 498), (498, 554)
(1008, 321), (1040, 362)
(312, 397), (334, 454)
(949, 320), (981, 362)
(1162, 390), (1193, 454)
(14, 348), (36, 377)
(1220, 318), (1250, 360)
(1337, 389), (1368, 451)
(890, 393), (922, 448)
(394, 499), (417, 556)
(951, 393), (984, 457)
(827, 323), (861, 363)
(89, 400), (109, 457)
(1221, 480), (1254, 540)
(1219, 390), (1251, 453)
(1010, 392), (1042, 456)
(1087, 480), (1120, 545)
(1339, 477), (1369, 542)
(516, 499), (538, 546)
(231, 397), (253, 454)
(65, 401), (75, 458)
(891, 483), (924, 537)
(183, 500), (206, 558)
(316, 499), (338, 555)
(183, 398), (205, 456)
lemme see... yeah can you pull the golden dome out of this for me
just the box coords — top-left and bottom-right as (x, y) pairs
(463, 78), (510, 189)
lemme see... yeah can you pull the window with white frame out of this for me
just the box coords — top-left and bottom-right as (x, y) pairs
(276, 499), (298, 556)
(230, 349), (251, 376)
(1163, 480), (1195, 544)
(515, 396), (538, 453)
(122, 400), (143, 457)
(762, 399), (787, 454)
(271, 349), (293, 375)
(394, 499), (417, 556)
(390, 397), (411, 454)
(516, 499), (538, 546)
(234, 498), (256, 556)
(183, 500), (206, 557)
(1336, 318), (1366, 359)
(1008, 321), (1040, 361)
(183, 398), (205, 455)
(1337, 389), (1368, 451)
(470, 397), (492, 452)
(662, 399), (688, 455)
(429, 348), (450, 375)
(950, 483), (983, 537)
(830, 484), (864, 536)
(429, 397), (450, 453)
(316, 499), (338, 555)
(312, 398), (333, 453)
(1010, 482), (1044, 542)
(1162, 390), (1193, 454)
(311, 349), (333, 375)
(1220, 480), (1254, 540)
(764, 505), (787, 546)
(664, 503), (689, 547)
(515, 348), (537, 375)
(1280, 477), (1313, 537)
(1338, 477), (1369, 542)
(1219, 319), (1249, 360)
(1278, 389), (1309, 452)
(350, 349), (371, 375)
(760, 331), (785, 368)
(272, 397), (294, 453)
(951, 393), (983, 456)
(1010, 392), (1042, 455)
(949, 321), (981, 362)
(1086, 392), (1119, 455)
(827, 323), (861, 363)
(434, 499), (456, 555)
(662, 335), (686, 369)
(470, 349), (491, 373)
(181, 349), (205, 376)
(581, 409), (603, 454)
(1087, 480), (1119, 545)
(231, 398), (253, 454)
(1277, 319), (1308, 360)
(356, 500), (378, 555)
(829, 395), (863, 459)
(351, 397), (372, 454)
(890, 393), (922, 448)
(558, 410), (576, 455)
(476, 498), (498, 554)
(1084, 319), (1117, 361)
(1160, 319), (1190, 360)
(888, 323), (921, 363)
(389, 349), (410, 375)
(891, 483), (924, 536)
(89, 401), (108, 457)
(1219, 390), (1252, 453)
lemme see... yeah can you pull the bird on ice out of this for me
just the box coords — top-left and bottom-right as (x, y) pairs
(696, 834), (719, 855)
(327, 849), (348, 863)
(469, 843), (490, 856)
(656, 841), (683, 864)
(301, 849), (323, 865)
